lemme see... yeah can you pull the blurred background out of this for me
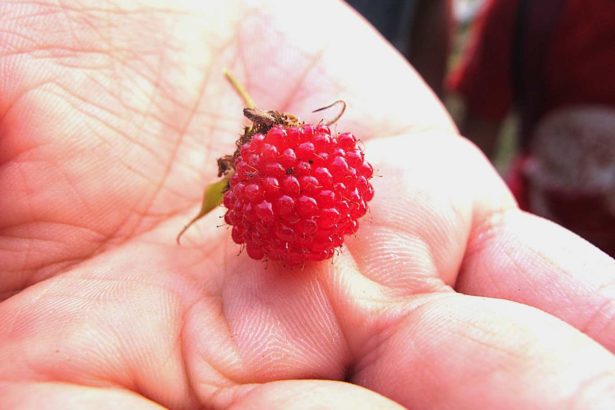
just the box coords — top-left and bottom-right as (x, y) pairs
(347, 0), (615, 257)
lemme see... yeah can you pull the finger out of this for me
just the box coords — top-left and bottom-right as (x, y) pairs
(0, 382), (164, 410)
(351, 294), (615, 410)
(342, 133), (515, 292)
(224, 380), (404, 410)
(457, 210), (615, 352)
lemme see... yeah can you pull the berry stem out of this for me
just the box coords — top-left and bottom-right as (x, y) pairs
(224, 70), (256, 109)
(313, 100), (347, 126)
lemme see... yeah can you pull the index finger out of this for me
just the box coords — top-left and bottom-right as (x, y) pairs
(457, 210), (615, 352)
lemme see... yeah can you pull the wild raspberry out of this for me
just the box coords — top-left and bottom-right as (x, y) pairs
(176, 72), (374, 265)
(223, 124), (374, 264)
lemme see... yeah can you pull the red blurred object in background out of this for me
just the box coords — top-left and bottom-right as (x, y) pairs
(448, 0), (615, 256)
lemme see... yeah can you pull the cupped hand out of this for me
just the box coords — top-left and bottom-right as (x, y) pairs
(1, 1), (614, 409)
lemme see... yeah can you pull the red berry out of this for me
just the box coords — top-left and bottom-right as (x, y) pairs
(223, 125), (374, 264)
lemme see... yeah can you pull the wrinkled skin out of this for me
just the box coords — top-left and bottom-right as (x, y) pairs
(1, 1), (615, 409)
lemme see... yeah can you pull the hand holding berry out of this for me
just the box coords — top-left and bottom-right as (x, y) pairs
(0, 1), (614, 409)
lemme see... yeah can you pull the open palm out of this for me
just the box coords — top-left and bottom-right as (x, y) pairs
(1, 1), (615, 409)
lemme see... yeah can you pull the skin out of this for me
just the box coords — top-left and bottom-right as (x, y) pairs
(1, 0), (614, 409)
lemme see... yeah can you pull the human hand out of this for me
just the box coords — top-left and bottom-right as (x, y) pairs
(1, 1), (614, 409)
